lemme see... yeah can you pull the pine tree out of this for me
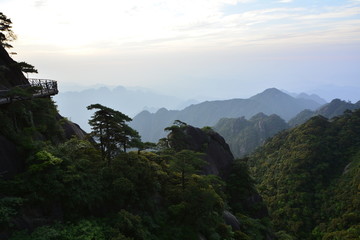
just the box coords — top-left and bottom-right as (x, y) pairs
(87, 104), (140, 164)
(0, 12), (16, 49)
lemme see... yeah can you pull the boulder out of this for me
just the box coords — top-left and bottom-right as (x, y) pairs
(223, 210), (241, 230)
(180, 125), (234, 178)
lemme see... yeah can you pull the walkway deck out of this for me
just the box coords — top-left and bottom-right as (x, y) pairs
(0, 78), (58, 105)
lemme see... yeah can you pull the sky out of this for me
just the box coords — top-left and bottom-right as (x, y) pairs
(2, 0), (360, 102)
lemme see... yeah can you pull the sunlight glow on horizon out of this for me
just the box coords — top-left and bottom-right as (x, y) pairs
(3, 0), (360, 54)
(1, 0), (360, 102)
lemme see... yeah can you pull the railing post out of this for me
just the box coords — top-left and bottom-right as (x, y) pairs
(0, 78), (58, 105)
(40, 79), (43, 95)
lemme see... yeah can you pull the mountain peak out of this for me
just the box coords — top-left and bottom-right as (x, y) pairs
(250, 112), (268, 121)
(250, 88), (291, 101)
(262, 88), (284, 94)
(156, 107), (169, 114)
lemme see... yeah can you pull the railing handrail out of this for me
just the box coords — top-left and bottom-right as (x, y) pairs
(0, 78), (58, 104)
(1, 78), (57, 88)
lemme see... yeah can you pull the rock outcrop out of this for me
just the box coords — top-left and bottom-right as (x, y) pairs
(57, 114), (87, 140)
(166, 124), (273, 239)
(0, 45), (29, 89)
(167, 125), (234, 178)
(223, 211), (240, 230)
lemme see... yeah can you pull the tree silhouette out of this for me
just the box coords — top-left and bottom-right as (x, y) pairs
(17, 62), (38, 77)
(0, 12), (16, 48)
(87, 104), (141, 164)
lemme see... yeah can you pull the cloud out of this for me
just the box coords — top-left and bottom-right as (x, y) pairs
(277, 0), (293, 3)
(34, 0), (46, 7)
(2, 0), (359, 56)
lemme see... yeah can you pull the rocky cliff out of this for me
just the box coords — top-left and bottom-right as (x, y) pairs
(175, 125), (235, 177)
(0, 45), (28, 89)
(163, 123), (273, 238)
(0, 44), (87, 178)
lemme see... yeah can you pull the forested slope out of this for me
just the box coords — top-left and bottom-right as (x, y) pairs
(214, 113), (289, 158)
(248, 110), (360, 239)
(1, 119), (275, 240)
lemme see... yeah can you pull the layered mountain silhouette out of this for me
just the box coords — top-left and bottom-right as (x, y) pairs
(54, 86), (195, 132)
(284, 91), (327, 105)
(289, 98), (360, 127)
(214, 98), (360, 158)
(296, 92), (327, 105)
(213, 113), (289, 158)
(130, 88), (322, 142)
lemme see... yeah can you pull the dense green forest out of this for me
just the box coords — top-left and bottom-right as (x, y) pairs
(248, 110), (360, 239)
(0, 99), (273, 239)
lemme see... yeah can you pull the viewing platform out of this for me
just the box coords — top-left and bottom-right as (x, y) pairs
(0, 78), (58, 105)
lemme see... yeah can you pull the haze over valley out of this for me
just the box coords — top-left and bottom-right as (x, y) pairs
(1, 1), (360, 239)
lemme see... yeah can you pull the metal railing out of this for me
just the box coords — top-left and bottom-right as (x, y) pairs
(28, 78), (58, 96)
(0, 78), (58, 105)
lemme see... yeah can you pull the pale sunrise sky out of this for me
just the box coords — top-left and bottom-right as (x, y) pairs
(2, 0), (360, 101)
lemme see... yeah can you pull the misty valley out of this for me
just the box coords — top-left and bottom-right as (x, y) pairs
(1, 11), (360, 240)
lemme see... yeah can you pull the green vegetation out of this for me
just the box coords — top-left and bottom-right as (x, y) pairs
(87, 104), (140, 163)
(1, 99), (272, 240)
(0, 94), (65, 157)
(214, 113), (288, 158)
(248, 110), (360, 239)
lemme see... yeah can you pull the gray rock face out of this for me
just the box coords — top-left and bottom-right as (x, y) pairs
(172, 125), (234, 178)
(223, 210), (240, 230)
(0, 45), (29, 89)
(60, 117), (87, 140)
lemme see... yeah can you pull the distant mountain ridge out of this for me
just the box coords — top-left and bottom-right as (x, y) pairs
(213, 97), (360, 159)
(296, 92), (327, 105)
(283, 90), (327, 105)
(54, 86), (195, 132)
(130, 88), (322, 142)
(289, 98), (360, 127)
